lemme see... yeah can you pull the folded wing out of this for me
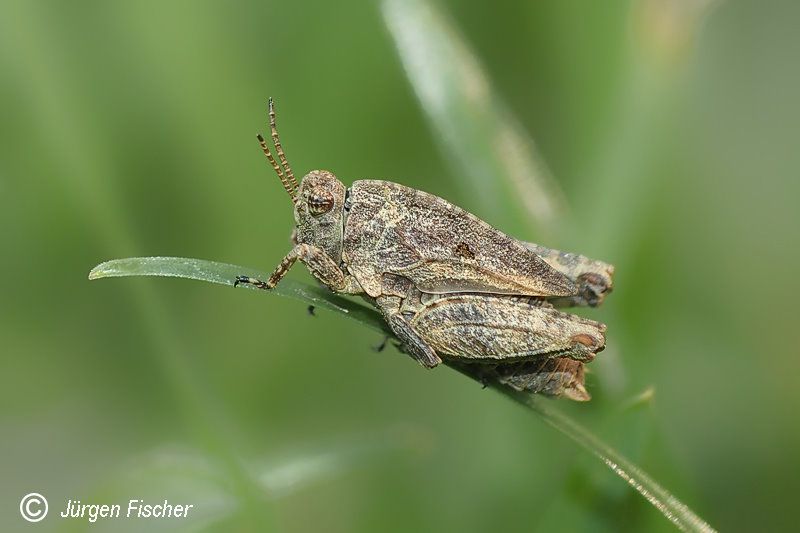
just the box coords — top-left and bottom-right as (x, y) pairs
(344, 180), (577, 297)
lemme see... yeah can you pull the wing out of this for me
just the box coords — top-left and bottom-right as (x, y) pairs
(344, 180), (576, 298)
(519, 241), (615, 307)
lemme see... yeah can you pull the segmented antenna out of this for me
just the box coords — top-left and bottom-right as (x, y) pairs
(256, 98), (299, 201)
(269, 98), (299, 193)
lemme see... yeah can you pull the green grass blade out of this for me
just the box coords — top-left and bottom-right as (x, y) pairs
(504, 390), (715, 533)
(89, 256), (388, 334)
(90, 256), (716, 532)
(381, 0), (566, 234)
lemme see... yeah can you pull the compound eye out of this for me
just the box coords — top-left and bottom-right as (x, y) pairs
(308, 191), (334, 216)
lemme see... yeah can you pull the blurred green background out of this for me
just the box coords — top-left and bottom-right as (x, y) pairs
(1, 0), (799, 531)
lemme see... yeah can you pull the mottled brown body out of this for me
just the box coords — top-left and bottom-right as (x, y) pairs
(236, 100), (614, 400)
(343, 181), (576, 298)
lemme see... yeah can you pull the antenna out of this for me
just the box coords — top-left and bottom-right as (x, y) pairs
(255, 98), (299, 201)
(269, 97), (299, 195)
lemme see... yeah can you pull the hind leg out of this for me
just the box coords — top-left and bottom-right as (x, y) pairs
(410, 294), (606, 363)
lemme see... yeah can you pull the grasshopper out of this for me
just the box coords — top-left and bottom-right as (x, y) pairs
(236, 100), (614, 375)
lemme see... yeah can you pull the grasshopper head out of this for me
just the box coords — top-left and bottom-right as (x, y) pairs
(293, 170), (347, 262)
(254, 100), (347, 262)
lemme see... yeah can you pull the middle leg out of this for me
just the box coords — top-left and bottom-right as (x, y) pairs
(374, 295), (442, 369)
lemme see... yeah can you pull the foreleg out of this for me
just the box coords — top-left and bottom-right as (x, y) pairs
(235, 243), (360, 293)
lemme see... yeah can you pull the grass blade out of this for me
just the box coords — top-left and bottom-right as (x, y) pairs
(89, 257), (387, 333)
(501, 390), (715, 533)
(90, 256), (716, 532)
(381, 0), (566, 234)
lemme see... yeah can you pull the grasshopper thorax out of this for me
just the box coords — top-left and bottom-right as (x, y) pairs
(293, 170), (347, 263)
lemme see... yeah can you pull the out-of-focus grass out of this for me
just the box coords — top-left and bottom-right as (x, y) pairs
(86, 427), (428, 532)
(0, 4), (275, 528)
(382, 0), (566, 236)
(572, 0), (721, 256)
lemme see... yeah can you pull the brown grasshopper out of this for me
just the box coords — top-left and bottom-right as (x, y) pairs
(236, 100), (614, 375)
